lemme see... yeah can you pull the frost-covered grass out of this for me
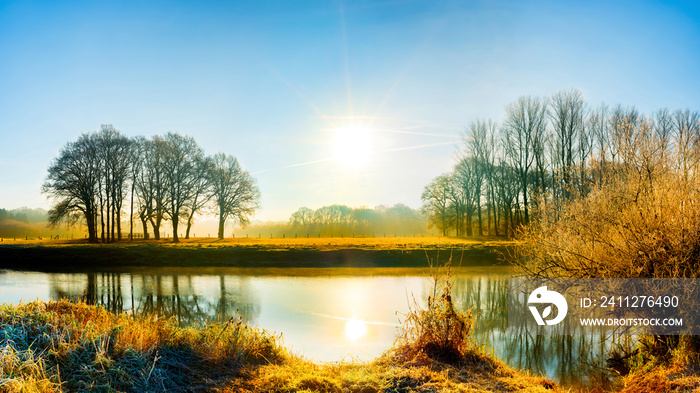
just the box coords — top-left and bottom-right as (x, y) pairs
(0, 297), (557, 392)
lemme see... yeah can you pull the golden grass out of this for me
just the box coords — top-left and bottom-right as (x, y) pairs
(0, 236), (515, 251)
(0, 299), (557, 393)
(617, 336), (700, 393)
(0, 300), (284, 392)
(227, 355), (560, 393)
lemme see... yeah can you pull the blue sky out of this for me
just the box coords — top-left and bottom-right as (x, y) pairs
(1, 0), (699, 221)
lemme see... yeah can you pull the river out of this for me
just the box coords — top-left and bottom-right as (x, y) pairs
(0, 266), (615, 387)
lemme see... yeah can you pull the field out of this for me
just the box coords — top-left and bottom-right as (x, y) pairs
(0, 236), (514, 272)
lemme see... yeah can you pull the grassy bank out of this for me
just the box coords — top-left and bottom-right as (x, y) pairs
(0, 237), (513, 272)
(0, 300), (556, 393)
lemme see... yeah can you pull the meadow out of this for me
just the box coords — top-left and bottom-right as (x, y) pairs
(0, 236), (512, 272)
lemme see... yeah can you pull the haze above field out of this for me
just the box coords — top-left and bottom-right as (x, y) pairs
(1, 0), (699, 220)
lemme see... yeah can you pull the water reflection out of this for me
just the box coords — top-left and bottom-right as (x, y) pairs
(48, 273), (260, 326)
(0, 268), (617, 387)
(452, 274), (617, 389)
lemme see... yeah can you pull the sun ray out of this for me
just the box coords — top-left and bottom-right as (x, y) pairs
(338, 0), (354, 118)
(261, 61), (341, 130)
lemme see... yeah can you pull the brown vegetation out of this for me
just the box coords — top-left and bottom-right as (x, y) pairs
(512, 108), (700, 390)
(0, 288), (556, 392)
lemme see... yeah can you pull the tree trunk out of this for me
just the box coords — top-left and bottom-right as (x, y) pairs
(522, 178), (529, 225)
(218, 217), (225, 239)
(151, 218), (160, 240)
(477, 200), (483, 236)
(172, 215), (179, 243)
(185, 220), (193, 239)
(129, 182), (134, 241)
(106, 189), (111, 243)
(141, 217), (149, 240)
(219, 208), (226, 239)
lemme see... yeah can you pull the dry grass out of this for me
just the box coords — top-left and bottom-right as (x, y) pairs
(227, 355), (559, 393)
(512, 118), (700, 391)
(0, 236), (511, 251)
(0, 300), (284, 392)
(0, 293), (557, 392)
(393, 257), (478, 364)
(0, 236), (510, 271)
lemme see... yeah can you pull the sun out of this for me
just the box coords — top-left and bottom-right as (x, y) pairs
(332, 126), (373, 168)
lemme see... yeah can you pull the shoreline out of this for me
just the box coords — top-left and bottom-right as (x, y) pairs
(0, 237), (512, 272)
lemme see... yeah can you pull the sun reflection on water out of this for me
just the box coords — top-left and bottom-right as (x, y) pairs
(344, 317), (368, 341)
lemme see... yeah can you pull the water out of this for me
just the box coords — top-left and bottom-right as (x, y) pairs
(0, 267), (615, 387)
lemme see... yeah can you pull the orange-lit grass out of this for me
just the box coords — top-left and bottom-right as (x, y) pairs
(393, 257), (478, 365)
(0, 300), (284, 392)
(0, 299), (557, 393)
(617, 335), (700, 393)
(228, 347), (560, 393)
(2, 235), (514, 251)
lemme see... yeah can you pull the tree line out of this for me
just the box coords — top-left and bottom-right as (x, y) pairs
(287, 203), (427, 237)
(43, 125), (260, 243)
(421, 88), (700, 237)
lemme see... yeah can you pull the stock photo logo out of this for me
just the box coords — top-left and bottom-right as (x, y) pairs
(528, 286), (568, 326)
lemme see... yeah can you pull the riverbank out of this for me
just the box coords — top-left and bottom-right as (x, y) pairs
(0, 300), (557, 392)
(0, 237), (512, 272)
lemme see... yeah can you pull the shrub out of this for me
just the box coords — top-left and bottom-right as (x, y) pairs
(393, 257), (476, 364)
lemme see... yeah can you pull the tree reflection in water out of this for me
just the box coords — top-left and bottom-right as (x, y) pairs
(49, 273), (261, 326)
(42, 269), (624, 389)
(451, 274), (620, 389)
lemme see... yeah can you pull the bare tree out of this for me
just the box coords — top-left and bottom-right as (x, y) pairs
(465, 120), (491, 236)
(97, 125), (131, 242)
(673, 109), (700, 180)
(653, 108), (674, 161)
(421, 174), (453, 236)
(43, 133), (102, 242)
(161, 133), (205, 243)
(129, 136), (147, 240)
(137, 136), (168, 240)
(208, 153), (260, 239)
(184, 156), (214, 239)
(588, 104), (610, 184)
(550, 89), (585, 199)
(503, 96), (547, 225)
(453, 157), (479, 236)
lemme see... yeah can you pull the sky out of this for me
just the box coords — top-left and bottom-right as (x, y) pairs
(1, 0), (699, 221)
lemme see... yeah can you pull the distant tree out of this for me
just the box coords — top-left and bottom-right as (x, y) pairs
(453, 157), (480, 236)
(43, 133), (102, 242)
(493, 160), (520, 237)
(464, 119), (495, 236)
(290, 207), (314, 227)
(313, 205), (352, 235)
(421, 174), (453, 236)
(351, 207), (376, 234)
(208, 153), (260, 239)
